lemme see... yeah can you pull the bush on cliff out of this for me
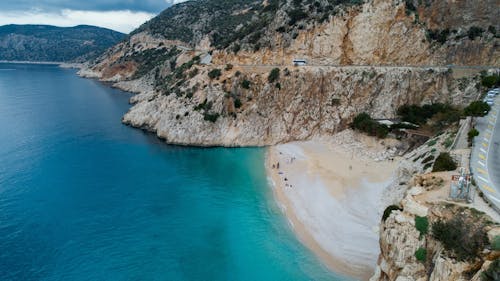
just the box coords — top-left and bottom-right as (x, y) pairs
(464, 101), (490, 117)
(208, 69), (222, 79)
(432, 217), (488, 261)
(481, 73), (499, 88)
(382, 205), (402, 221)
(432, 152), (457, 172)
(268, 68), (280, 83)
(415, 247), (427, 262)
(351, 113), (389, 138)
(482, 259), (500, 281)
(415, 216), (429, 237)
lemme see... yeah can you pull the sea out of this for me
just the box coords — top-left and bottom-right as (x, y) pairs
(0, 63), (352, 281)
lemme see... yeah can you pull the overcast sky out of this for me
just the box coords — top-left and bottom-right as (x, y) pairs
(0, 0), (185, 33)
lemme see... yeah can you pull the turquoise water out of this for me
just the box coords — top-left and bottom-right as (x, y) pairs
(0, 63), (350, 281)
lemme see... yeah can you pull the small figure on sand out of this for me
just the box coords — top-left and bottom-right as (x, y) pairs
(276, 162), (280, 169)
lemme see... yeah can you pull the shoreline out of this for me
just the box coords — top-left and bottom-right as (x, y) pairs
(266, 134), (400, 280)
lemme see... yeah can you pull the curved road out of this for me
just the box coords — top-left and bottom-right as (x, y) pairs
(471, 95), (500, 212)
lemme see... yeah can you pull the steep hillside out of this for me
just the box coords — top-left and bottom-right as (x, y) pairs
(81, 0), (499, 146)
(0, 25), (125, 62)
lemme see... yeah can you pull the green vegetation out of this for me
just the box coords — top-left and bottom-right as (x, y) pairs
(351, 113), (389, 138)
(481, 73), (500, 88)
(492, 236), (500, 251)
(288, 9), (308, 25)
(404, 0), (416, 14)
(432, 217), (488, 261)
(415, 216), (429, 237)
(225, 64), (233, 71)
(397, 103), (459, 125)
(396, 103), (461, 133)
(468, 128), (479, 144)
(241, 79), (251, 89)
(0, 24), (124, 62)
(432, 152), (457, 172)
(203, 112), (220, 122)
(481, 259), (500, 281)
(268, 68), (280, 83)
(421, 155), (435, 164)
(382, 205), (402, 221)
(464, 101), (491, 117)
(415, 247), (427, 262)
(234, 98), (242, 108)
(467, 26), (484, 40)
(208, 69), (222, 79)
(427, 29), (450, 44)
(131, 47), (180, 78)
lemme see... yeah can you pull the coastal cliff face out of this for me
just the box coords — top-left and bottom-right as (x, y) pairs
(81, 0), (498, 146)
(372, 198), (499, 281)
(370, 132), (500, 281)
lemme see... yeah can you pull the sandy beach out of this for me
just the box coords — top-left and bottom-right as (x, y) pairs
(266, 132), (400, 280)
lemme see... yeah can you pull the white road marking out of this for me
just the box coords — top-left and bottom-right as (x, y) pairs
(480, 148), (487, 153)
(478, 161), (486, 167)
(478, 175), (489, 183)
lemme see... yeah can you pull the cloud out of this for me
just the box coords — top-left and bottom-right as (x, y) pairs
(0, 9), (156, 33)
(164, 0), (190, 4)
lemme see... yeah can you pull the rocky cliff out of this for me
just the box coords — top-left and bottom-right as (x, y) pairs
(370, 131), (500, 281)
(81, 0), (499, 146)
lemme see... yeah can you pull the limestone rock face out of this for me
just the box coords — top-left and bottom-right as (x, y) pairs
(377, 211), (426, 280)
(79, 0), (495, 147)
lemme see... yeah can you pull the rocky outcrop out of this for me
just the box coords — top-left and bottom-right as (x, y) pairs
(117, 66), (478, 146)
(372, 176), (500, 281)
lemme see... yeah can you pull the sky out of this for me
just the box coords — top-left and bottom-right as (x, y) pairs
(0, 0), (187, 33)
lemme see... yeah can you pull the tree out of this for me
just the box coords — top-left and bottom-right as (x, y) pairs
(468, 128), (479, 144)
(432, 152), (457, 172)
(207, 69), (222, 79)
(268, 68), (280, 83)
(464, 101), (491, 117)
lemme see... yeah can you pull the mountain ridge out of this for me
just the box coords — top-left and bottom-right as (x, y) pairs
(0, 24), (125, 62)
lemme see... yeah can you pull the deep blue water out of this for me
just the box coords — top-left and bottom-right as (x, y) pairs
(0, 63), (350, 281)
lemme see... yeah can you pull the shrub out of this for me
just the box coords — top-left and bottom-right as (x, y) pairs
(422, 155), (435, 164)
(397, 103), (454, 125)
(467, 26), (484, 40)
(288, 9), (308, 25)
(481, 74), (500, 88)
(234, 98), (242, 108)
(203, 112), (220, 122)
(351, 112), (389, 138)
(432, 217), (488, 261)
(464, 101), (491, 117)
(415, 216), (429, 237)
(275, 82), (281, 89)
(492, 235), (500, 251)
(415, 247), (427, 262)
(468, 128), (479, 144)
(382, 205), (402, 221)
(432, 152), (457, 172)
(208, 69), (222, 79)
(225, 64), (233, 71)
(482, 259), (500, 281)
(241, 79), (251, 89)
(268, 68), (280, 83)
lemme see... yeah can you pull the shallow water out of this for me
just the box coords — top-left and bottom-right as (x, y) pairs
(0, 63), (351, 281)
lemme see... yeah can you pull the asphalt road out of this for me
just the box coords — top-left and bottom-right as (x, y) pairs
(471, 95), (500, 211)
